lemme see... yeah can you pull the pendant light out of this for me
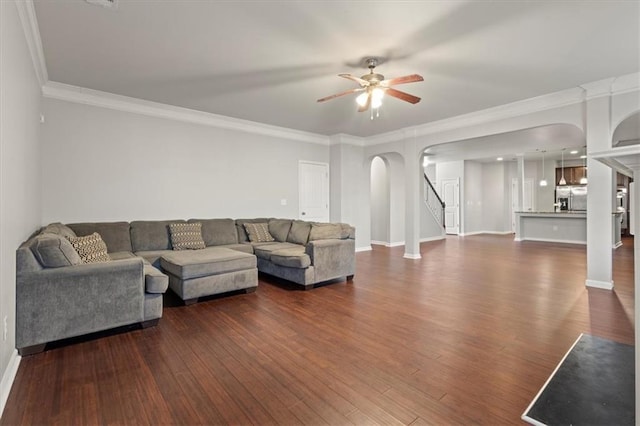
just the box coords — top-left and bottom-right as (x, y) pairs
(559, 148), (567, 185)
(579, 146), (588, 185)
(539, 150), (548, 187)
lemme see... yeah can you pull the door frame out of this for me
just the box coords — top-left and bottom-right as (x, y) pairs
(298, 160), (330, 222)
(441, 178), (460, 235)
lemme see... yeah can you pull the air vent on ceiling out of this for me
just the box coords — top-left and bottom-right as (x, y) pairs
(85, 0), (118, 9)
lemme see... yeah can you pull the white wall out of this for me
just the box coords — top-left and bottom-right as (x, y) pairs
(464, 161), (483, 234)
(0, 1), (43, 412)
(387, 155), (405, 245)
(330, 142), (370, 250)
(41, 98), (329, 223)
(481, 162), (510, 233)
(537, 158), (556, 211)
(370, 156), (389, 243)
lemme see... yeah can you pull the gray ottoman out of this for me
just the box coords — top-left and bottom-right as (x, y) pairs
(160, 247), (258, 305)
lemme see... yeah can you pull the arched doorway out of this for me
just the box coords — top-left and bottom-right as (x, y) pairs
(369, 154), (405, 247)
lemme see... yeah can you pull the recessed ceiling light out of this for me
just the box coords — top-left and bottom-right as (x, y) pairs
(570, 150), (578, 154)
(580, 155), (587, 159)
(496, 157), (503, 161)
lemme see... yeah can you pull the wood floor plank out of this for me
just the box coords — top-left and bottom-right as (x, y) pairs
(1, 235), (634, 425)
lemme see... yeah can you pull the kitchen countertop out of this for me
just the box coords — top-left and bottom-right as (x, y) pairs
(515, 211), (586, 215)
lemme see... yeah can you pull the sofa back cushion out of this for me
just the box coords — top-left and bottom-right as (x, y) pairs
(30, 233), (83, 268)
(235, 218), (271, 243)
(67, 222), (132, 253)
(189, 218), (238, 246)
(42, 223), (77, 240)
(308, 223), (343, 241)
(268, 219), (292, 242)
(287, 220), (312, 245)
(130, 220), (185, 251)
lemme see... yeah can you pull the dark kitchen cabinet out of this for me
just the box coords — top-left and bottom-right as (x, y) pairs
(556, 166), (587, 185)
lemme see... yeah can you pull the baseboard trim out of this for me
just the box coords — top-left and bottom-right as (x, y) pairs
(403, 253), (422, 260)
(585, 279), (614, 290)
(517, 237), (586, 245)
(370, 241), (406, 248)
(613, 241), (623, 249)
(355, 246), (372, 252)
(0, 349), (21, 417)
(460, 231), (513, 236)
(420, 236), (445, 243)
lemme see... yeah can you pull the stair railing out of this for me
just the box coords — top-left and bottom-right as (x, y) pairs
(424, 173), (445, 228)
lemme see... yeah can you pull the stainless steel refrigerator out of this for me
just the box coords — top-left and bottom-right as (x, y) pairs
(555, 186), (587, 212)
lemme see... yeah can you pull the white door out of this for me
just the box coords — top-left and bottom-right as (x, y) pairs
(299, 161), (329, 222)
(511, 178), (534, 232)
(441, 178), (459, 235)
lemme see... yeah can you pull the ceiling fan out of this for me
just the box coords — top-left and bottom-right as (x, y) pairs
(317, 58), (424, 113)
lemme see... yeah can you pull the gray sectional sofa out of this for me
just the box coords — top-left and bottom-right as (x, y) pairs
(16, 217), (355, 355)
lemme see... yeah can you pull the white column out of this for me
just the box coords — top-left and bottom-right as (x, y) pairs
(582, 80), (615, 289)
(403, 130), (421, 259)
(631, 165), (640, 425)
(517, 154), (525, 212)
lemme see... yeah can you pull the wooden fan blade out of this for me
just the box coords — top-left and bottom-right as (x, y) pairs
(357, 92), (371, 112)
(381, 74), (424, 87)
(339, 73), (369, 87)
(317, 87), (364, 103)
(386, 87), (421, 104)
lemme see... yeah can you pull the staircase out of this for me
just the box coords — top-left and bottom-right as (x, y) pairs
(424, 173), (445, 229)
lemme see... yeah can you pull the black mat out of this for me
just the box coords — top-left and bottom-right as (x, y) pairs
(522, 334), (634, 426)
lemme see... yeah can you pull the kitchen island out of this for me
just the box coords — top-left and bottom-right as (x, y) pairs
(515, 211), (623, 247)
(515, 212), (587, 245)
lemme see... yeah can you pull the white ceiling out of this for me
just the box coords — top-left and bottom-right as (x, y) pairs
(423, 123), (587, 163)
(34, 0), (640, 138)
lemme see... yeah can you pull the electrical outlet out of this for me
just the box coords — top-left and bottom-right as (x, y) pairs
(3, 316), (7, 341)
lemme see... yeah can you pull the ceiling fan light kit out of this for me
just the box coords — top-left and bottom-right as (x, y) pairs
(318, 57), (424, 119)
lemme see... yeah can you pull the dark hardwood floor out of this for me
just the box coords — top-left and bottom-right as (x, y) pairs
(2, 235), (635, 425)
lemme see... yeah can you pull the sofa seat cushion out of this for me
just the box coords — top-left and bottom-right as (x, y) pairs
(219, 243), (254, 254)
(108, 251), (137, 261)
(109, 252), (168, 293)
(160, 247), (256, 280)
(253, 242), (302, 260)
(270, 248), (311, 269)
(134, 250), (174, 268)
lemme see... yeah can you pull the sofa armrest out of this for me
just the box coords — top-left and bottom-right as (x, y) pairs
(16, 258), (145, 349)
(305, 239), (355, 283)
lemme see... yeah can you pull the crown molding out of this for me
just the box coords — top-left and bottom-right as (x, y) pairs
(328, 134), (366, 147)
(611, 72), (640, 96)
(15, 0), (48, 87)
(367, 86), (587, 145)
(42, 82), (330, 145)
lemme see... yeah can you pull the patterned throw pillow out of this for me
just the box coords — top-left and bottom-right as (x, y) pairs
(67, 232), (111, 264)
(169, 222), (206, 250)
(244, 223), (275, 243)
